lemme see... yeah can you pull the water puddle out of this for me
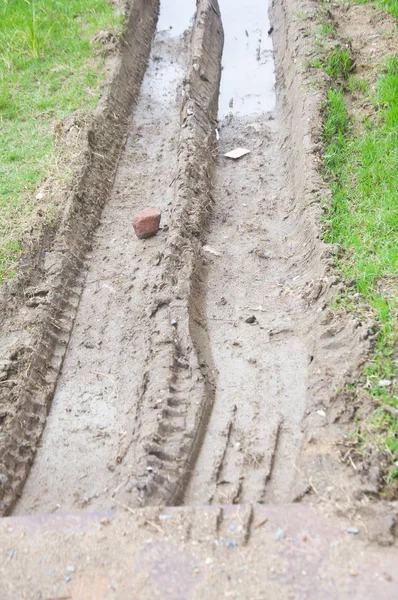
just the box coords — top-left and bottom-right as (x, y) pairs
(218, 0), (275, 118)
(157, 0), (196, 37)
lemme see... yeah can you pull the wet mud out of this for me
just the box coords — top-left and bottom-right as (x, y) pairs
(0, 0), (393, 526)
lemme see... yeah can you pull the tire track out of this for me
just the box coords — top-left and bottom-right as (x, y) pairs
(183, 0), (370, 506)
(14, 0), (223, 514)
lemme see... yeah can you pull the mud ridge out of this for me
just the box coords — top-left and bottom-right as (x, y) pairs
(271, 0), (375, 503)
(124, 0), (224, 506)
(0, 0), (160, 515)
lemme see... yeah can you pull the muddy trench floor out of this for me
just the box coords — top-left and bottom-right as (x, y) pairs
(4, 0), (389, 523)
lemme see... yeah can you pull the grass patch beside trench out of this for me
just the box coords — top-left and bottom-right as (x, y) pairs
(355, 0), (398, 20)
(319, 8), (398, 486)
(0, 0), (122, 280)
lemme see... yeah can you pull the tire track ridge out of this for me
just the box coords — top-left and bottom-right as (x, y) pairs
(127, 0), (224, 507)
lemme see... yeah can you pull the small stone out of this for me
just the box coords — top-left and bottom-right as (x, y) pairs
(133, 207), (161, 239)
(350, 569), (358, 577)
(347, 527), (359, 535)
(245, 316), (257, 324)
(275, 528), (285, 541)
(66, 566), (75, 573)
(100, 517), (110, 526)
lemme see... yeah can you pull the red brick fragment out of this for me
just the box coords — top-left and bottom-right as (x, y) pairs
(133, 207), (161, 239)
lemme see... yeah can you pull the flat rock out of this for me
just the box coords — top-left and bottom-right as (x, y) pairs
(133, 207), (161, 239)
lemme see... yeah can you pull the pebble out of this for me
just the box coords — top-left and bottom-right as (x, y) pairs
(245, 315), (257, 324)
(133, 207), (161, 239)
(275, 528), (285, 541)
(347, 527), (359, 535)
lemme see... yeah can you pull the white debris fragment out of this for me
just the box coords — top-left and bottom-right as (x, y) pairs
(379, 380), (392, 387)
(224, 147), (251, 160)
(203, 244), (221, 256)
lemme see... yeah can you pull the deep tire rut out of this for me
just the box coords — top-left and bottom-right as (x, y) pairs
(184, 115), (309, 505)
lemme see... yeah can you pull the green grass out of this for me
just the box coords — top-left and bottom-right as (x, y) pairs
(309, 43), (353, 81)
(0, 0), (122, 280)
(324, 45), (352, 79)
(323, 56), (398, 482)
(355, 0), (398, 19)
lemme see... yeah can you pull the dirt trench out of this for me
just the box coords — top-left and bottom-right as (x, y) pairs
(3, 0), (375, 516)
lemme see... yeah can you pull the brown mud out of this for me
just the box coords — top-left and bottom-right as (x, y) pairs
(0, 0), (397, 543)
